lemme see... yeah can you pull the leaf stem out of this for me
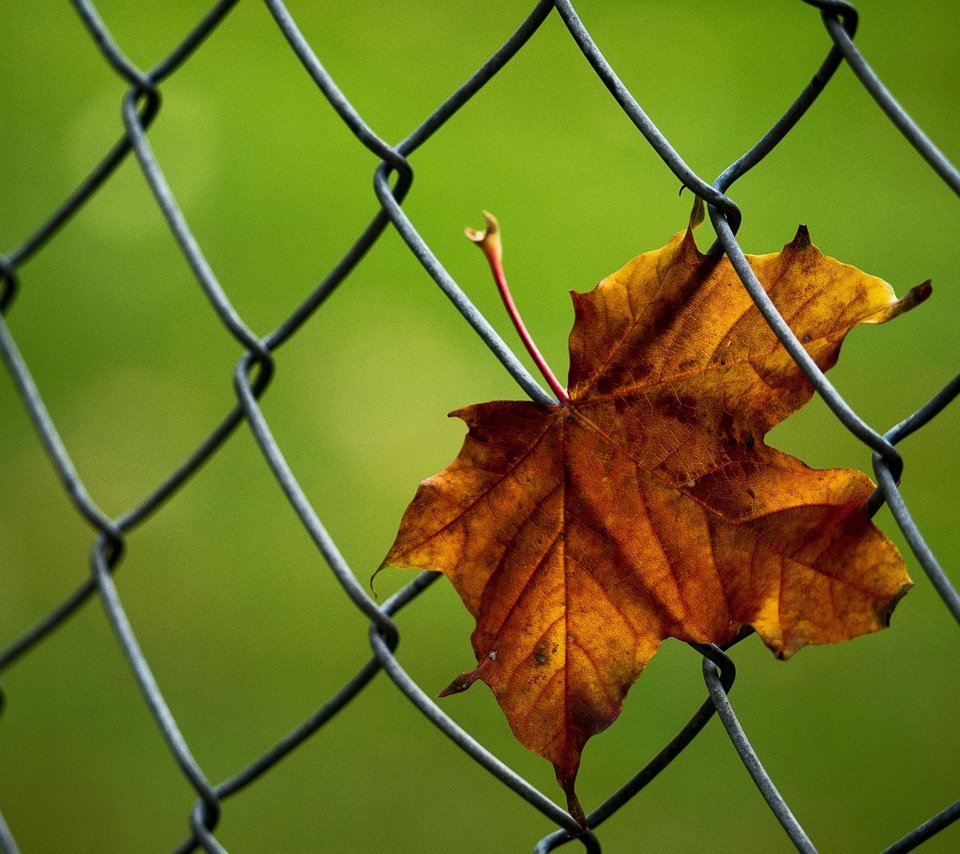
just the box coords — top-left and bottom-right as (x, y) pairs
(465, 211), (569, 403)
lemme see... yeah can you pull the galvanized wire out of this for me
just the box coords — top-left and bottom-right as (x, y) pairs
(1, 1), (957, 852)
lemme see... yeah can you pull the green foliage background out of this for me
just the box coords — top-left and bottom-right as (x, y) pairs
(1, 2), (957, 851)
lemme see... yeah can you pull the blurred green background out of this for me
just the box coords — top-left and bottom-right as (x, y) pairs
(1, 1), (957, 852)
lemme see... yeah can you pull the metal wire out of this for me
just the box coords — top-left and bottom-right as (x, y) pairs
(1, 2), (957, 851)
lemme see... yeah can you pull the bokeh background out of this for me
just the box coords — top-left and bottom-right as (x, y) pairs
(1, 1), (957, 852)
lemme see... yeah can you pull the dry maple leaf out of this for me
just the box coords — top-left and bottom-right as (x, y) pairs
(380, 221), (929, 827)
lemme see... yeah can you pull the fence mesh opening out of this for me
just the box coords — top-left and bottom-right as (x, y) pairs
(1, 1), (958, 851)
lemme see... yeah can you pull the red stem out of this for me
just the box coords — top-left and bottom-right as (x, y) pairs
(467, 213), (569, 403)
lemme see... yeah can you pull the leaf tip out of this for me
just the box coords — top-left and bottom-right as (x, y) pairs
(369, 562), (386, 598)
(679, 225), (702, 258)
(898, 280), (933, 315)
(688, 193), (706, 230)
(561, 779), (588, 830)
(439, 667), (481, 698)
(878, 581), (913, 627)
(866, 279), (932, 324)
(790, 224), (812, 251)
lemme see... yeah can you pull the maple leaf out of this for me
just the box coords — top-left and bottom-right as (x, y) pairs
(381, 223), (928, 826)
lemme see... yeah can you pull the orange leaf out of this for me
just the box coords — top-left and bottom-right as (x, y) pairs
(381, 227), (928, 826)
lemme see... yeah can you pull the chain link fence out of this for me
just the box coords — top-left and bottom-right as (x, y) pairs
(1, 1), (958, 851)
